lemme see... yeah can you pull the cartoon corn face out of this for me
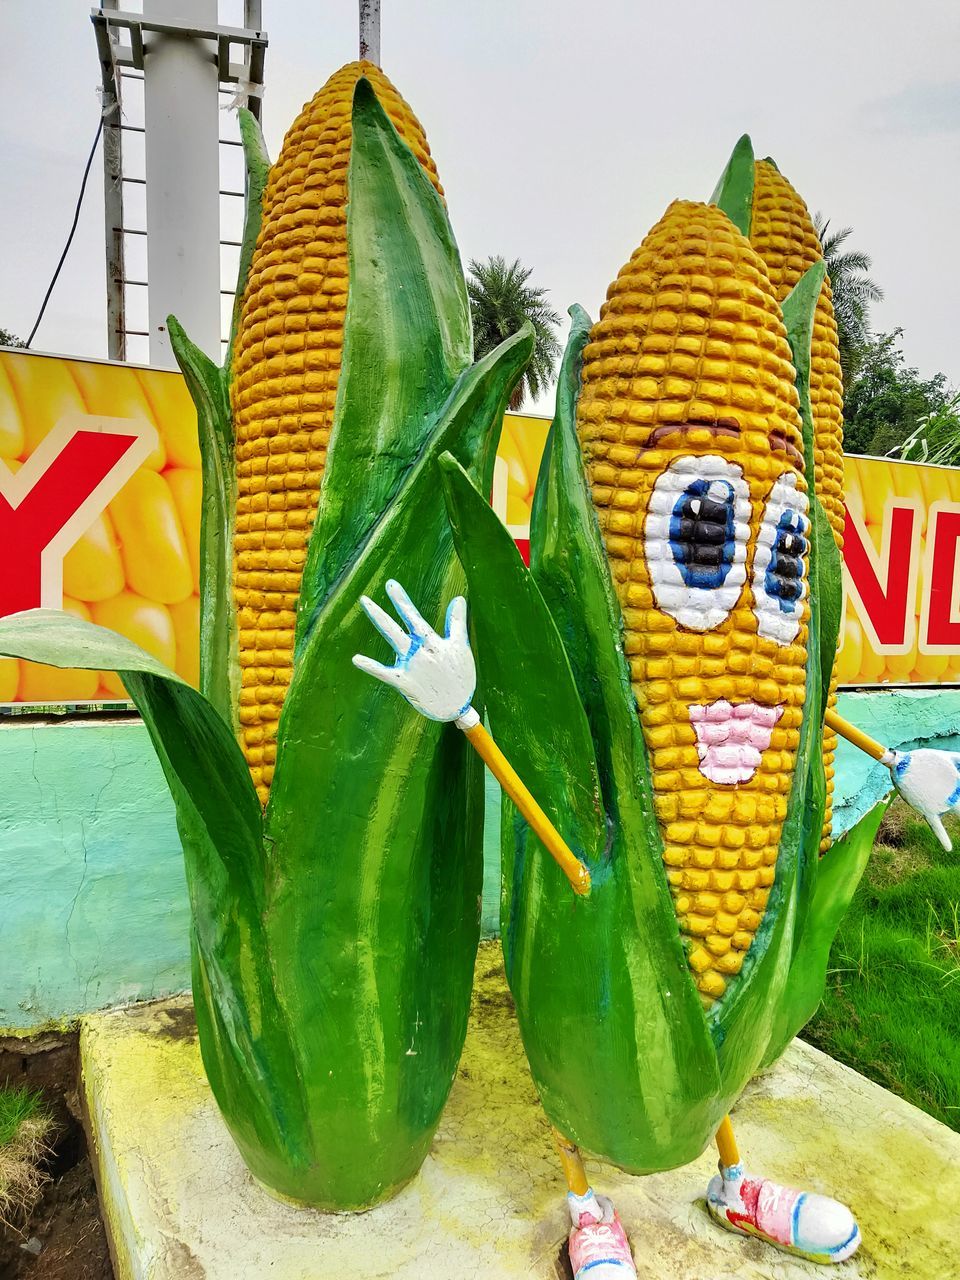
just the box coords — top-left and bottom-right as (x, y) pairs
(577, 201), (810, 1001)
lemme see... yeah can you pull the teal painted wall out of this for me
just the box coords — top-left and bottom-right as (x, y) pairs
(0, 720), (190, 1031)
(2, 691), (959, 1032)
(0, 718), (504, 1032)
(833, 689), (960, 830)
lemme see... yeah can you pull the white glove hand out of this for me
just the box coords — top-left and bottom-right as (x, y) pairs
(353, 579), (478, 726)
(887, 748), (960, 851)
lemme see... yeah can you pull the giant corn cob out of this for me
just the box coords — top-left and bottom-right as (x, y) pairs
(0, 76), (530, 1209)
(444, 170), (874, 1177)
(748, 160), (844, 851)
(577, 201), (809, 1002)
(231, 62), (442, 803)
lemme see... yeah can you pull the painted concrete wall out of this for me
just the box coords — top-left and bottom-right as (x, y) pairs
(0, 718), (504, 1033)
(0, 720), (190, 1032)
(3, 690), (960, 1033)
(833, 688), (960, 830)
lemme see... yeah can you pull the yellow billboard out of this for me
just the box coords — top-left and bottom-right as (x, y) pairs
(2, 346), (959, 703)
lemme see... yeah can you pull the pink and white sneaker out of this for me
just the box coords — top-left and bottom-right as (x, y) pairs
(706, 1163), (861, 1264)
(567, 1188), (637, 1279)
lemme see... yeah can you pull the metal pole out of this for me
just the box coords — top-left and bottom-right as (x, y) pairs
(359, 0), (381, 65)
(94, 1), (127, 361)
(142, 0), (221, 367)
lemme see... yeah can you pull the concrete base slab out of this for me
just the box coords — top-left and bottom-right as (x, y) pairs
(81, 942), (960, 1280)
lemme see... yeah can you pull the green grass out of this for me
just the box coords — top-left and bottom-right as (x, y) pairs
(0, 1088), (46, 1150)
(803, 800), (960, 1131)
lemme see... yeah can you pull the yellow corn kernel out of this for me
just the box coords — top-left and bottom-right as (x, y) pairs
(109, 470), (193, 605)
(862, 462), (893, 529)
(62, 511), (125, 603)
(914, 649), (949, 683)
(3, 352), (88, 456)
(164, 468), (203, 593)
(749, 160), (846, 852)
(858, 630), (886, 684)
(834, 614), (862, 685)
(19, 598), (99, 703)
(135, 369), (202, 469)
(885, 648), (917, 681)
(170, 595), (201, 689)
(231, 61), (442, 804)
(0, 359), (25, 458)
(67, 361), (166, 471)
(93, 592), (177, 699)
(577, 201), (808, 1002)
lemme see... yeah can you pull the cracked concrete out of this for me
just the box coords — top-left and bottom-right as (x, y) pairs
(81, 941), (960, 1280)
(0, 719), (192, 1031)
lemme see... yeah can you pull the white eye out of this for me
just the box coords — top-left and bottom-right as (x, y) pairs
(752, 472), (809, 645)
(644, 455), (751, 632)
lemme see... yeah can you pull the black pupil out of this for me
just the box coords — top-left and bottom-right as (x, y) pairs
(669, 480), (735, 589)
(765, 510), (806, 610)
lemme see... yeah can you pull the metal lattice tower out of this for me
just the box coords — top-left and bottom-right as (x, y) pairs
(91, 2), (268, 366)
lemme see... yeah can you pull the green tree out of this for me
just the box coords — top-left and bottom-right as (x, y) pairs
(814, 214), (883, 381)
(467, 256), (561, 410)
(843, 329), (960, 458)
(0, 328), (25, 348)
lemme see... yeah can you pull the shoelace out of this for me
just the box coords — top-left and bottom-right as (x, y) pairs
(575, 1221), (630, 1264)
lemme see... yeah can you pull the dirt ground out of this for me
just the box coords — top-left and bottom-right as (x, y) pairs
(0, 1033), (113, 1280)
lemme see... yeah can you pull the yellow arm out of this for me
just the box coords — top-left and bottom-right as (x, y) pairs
(823, 707), (889, 763)
(462, 721), (592, 897)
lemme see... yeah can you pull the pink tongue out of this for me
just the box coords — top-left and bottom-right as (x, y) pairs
(689, 700), (783, 784)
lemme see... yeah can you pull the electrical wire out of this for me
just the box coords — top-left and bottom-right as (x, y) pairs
(25, 114), (105, 349)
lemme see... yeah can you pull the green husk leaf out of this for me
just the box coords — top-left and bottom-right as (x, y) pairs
(260, 324), (532, 1203)
(711, 625), (823, 1086)
(167, 318), (237, 728)
(227, 108), (271, 363)
(711, 261), (835, 1073)
(781, 261), (826, 476)
(295, 78), (472, 651)
(169, 106), (268, 727)
(0, 611), (312, 1178)
(440, 449), (607, 868)
(710, 133), (755, 236)
(159, 76), (531, 1208)
(781, 261), (842, 707)
(253, 78), (529, 1204)
(760, 796), (891, 1067)
(809, 492), (843, 708)
(443, 317), (722, 1172)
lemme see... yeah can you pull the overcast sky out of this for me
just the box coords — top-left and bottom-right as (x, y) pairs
(3, 1), (959, 411)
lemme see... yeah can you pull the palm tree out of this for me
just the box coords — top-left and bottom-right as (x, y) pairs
(467, 256), (562, 410)
(814, 214), (883, 381)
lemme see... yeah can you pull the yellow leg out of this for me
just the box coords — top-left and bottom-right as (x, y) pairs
(463, 721), (591, 895)
(715, 1115), (741, 1169)
(553, 1127), (590, 1196)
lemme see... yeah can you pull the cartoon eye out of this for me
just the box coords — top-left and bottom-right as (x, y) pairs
(752, 472), (809, 644)
(644, 455), (751, 631)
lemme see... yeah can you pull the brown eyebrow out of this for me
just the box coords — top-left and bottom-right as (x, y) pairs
(647, 420), (740, 447)
(645, 419), (804, 469)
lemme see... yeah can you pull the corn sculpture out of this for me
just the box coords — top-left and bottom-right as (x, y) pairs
(0, 69), (532, 1208)
(438, 136), (884, 1175)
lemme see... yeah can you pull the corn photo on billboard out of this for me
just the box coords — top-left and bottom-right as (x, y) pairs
(1, 347), (959, 704)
